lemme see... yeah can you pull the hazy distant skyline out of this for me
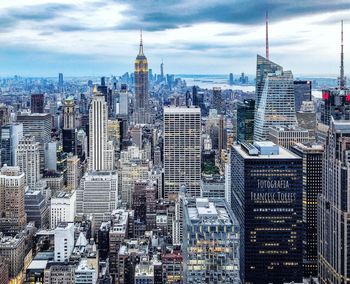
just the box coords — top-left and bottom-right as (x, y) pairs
(0, 0), (350, 77)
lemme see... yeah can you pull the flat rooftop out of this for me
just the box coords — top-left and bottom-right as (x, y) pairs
(164, 107), (200, 114)
(234, 143), (300, 160)
(184, 197), (235, 226)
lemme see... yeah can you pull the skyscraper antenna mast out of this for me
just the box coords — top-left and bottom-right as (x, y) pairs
(266, 11), (269, 60)
(340, 20), (346, 89)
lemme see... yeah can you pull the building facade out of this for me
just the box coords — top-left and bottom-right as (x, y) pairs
(231, 142), (303, 284)
(163, 107), (201, 199)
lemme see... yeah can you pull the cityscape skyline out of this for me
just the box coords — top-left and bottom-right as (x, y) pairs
(0, 1), (350, 76)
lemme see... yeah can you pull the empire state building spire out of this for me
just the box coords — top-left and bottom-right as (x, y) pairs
(139, 29), (144, 56)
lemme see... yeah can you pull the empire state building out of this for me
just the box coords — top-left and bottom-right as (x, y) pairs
(134, 31), (149, 124)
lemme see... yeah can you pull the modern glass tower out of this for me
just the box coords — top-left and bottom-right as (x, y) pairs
(254, 66), (297, 141)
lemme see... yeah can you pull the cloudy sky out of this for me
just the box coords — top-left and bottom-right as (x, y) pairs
(0, 0), (349, 77)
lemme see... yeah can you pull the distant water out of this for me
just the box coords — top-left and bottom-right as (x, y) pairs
(180, 75), (323, 99)
(179, 76), (255, 92)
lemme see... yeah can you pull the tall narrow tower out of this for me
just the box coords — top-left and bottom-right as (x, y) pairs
(266, 11), (269, 60)
(339, 20), (346, 89)
(134, 30), (149, 124)
(89, 86), (108, 171)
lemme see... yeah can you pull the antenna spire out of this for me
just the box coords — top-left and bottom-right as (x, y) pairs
(139, 28), (144, 55)
(266, 11), (269, 60)
(339, 20), (346, 89)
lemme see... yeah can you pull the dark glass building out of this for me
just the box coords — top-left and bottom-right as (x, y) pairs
(236, 99), (255, 144)
(31, 93), (45, 113)
(291, 143), (323, 278)
(231, 141), (303, 284)
(294, 80), (312, 111)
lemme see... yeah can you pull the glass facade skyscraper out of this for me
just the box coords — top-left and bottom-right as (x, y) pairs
(236, 99), (255, 144)
(254, 68), (297, 141)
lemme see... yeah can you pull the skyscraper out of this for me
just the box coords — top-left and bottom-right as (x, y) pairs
(58, 73), (64, 87)
(31, 94), (45, 114)
(0, 165), (27, 234)
(17, 113), (52, 172)
(163, 107), (201, 199)
(134, 31), (149, 124)
(62, 97), (77, 155)
(236, 99), (255, 144)
(231, 141), (303, 283)
(318, 119), (350, 283)
(254, 66), (297, 141)
(291, 143), (323, 278)
(16, 135), (40, 189)
(0, 123), (23, 167)
(160, 60), (164, 81)
(183, 197), (240, 283)
(89, 87), (108, 171)
(212, 87), (224, 114)
(294, 80), (312, 112)
(76, 171), (118, 231)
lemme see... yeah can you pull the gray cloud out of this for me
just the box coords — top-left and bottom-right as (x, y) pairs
(114, 0), (350, 31)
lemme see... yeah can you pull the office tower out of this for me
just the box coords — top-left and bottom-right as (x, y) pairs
(192, 86), (199, 106)
(17, 113), (52, 172)
(89, 88), (108, 171)
(318, 119), (350, 283)
(62, 98), (77, 155)
(212, 87), (224, 114)
(254, 67), (297, 141)
(118, 84), (129, 116)
(183, 197), (240, 283)
(268, 125), (311, 149)
(0, 165), (27, 234)
(31, 93), (45, 113)
(0, 104), (10, 128)
(297, 101), (317, 139)
(229, 73), (234, 85)
(231, 142), (303, 283)
(294, 80), (312, 111)
(66, 155), (80, 192)
(160, 60), (164, 80)
(255, 55), (283, 107)
(185, 90), (192, 107)
(50, 191), (76, 229)
(58, 73), (64, 87)
(54, 222), (75, 262)
(16, 135), (40, 189)
(236, 99), (255, 143)
(290, 143), (323, 278)
(0, 260), (8, 284)
(163, 107), (201, 199)
(44, 142), (57, 171)
(0, 123), (23, 167)
(0, 233), (25, 279)
(130, 125), (142, 148)
(25, 190), (49, 229)
(134, 31), (149, 124)
(76, 171), (118, 231)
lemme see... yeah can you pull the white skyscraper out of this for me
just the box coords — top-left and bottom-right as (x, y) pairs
(254, 67), (297, 141)
(163, 107), (201, 199)
(89, 88), (108, 171)
(16, 134), (40, 189)
(76, 171), (118, 231)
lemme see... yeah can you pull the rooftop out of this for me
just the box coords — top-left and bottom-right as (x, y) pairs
(184, 197), (236, 226)
(164, 107), (200, 114)
(235, 142), (300, 159)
